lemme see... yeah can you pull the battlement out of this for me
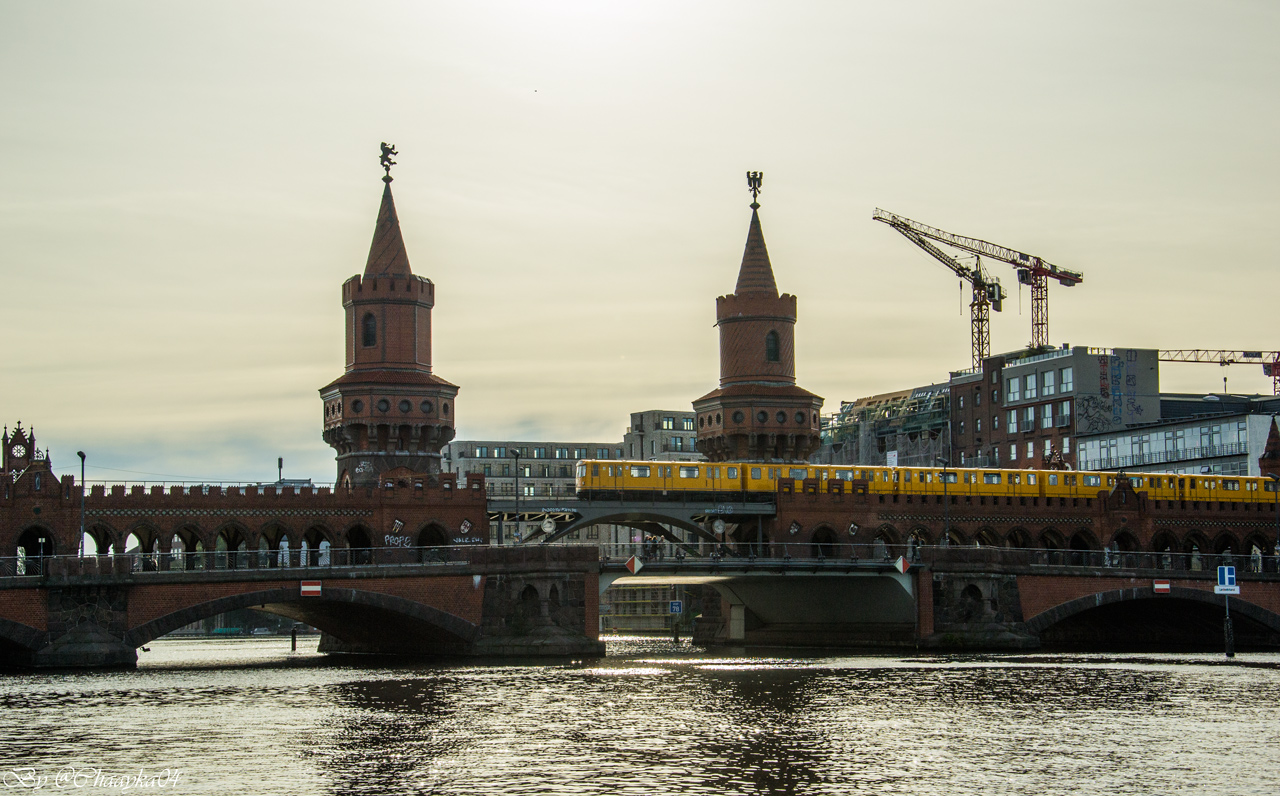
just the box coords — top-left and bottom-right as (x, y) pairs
(716, 291), (797, 323)
(343, 273), (434, 307)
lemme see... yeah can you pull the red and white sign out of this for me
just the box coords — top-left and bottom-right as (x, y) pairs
(1153, 580), (1170, 594)
(300, 580), (322, 597)
(625, 555), (644, 574)
(894, 556), (910, 574)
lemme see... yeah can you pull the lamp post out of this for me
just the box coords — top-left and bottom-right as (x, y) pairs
(510, 449), (523, 543)
(77, 451), (86, 558)
(1268, 472), (1279, 569)
(936, 457), (951, 548)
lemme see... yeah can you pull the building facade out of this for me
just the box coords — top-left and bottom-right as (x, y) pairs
(623, 410), (703, 462)
(1076, 395), (1280, 476)
(951, 346), (1159, 469)
(816, 383), (951, 467)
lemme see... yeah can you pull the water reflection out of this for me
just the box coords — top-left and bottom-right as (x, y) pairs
(2, 638), (1280, 795)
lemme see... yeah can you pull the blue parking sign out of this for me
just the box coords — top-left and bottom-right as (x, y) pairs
(669, 600), (683, 614)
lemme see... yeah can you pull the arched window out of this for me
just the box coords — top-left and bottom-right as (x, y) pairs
(765, 330), (780, 363)
(361, 313), (377, 347)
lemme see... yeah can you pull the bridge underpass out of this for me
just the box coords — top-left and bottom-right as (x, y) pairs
(488, 498), (776, 550)
(600, 557), (918, 647)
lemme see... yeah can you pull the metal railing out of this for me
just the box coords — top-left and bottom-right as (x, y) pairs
(1080, 442), (1250, 471)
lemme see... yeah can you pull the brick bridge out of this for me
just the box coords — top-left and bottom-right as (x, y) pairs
(0, 545), (603, 668)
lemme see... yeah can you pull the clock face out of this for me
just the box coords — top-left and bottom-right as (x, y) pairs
(10, 444), (26, 458)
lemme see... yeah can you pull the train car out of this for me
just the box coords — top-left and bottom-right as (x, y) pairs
(576, 458), (1277, 506)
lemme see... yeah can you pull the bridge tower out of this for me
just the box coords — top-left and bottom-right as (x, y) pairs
(319, 159), (459, 487)
(693, 175), (823, 462)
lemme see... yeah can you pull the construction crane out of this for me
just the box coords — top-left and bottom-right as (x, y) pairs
(873, 209), (1006, 370)
(1158, 350), (1280, 395)
(873, 208), (1083, 354)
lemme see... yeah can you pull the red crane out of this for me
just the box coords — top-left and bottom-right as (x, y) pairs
(873, 209), (1083, 352)
(1158, 350), (1280, 395)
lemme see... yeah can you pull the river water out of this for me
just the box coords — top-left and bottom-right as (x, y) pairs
(2, 637), (1278, 795)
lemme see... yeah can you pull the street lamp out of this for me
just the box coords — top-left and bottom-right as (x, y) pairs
(510, 449), (523, 543)
(76, 451), (86, 558)
(936, 457), (952, 548)
(1268, 472), (1279, 567)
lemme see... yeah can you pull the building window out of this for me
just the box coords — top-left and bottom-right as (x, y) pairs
(991, 370), (999, 384)
(651, 440), (657, 456)
(1010, 444), (1018, 461)
(765, 330), (780, 362)
(1007, 410), (1017, 433)
(574, 448), (587, 459)
(976, 418), (982, 432)
(1060, 367), (1073, 393)
(1026, 441), (1035, 459)
(673, 437), (684, 451)
(1041, 404), (1053, 429)
(597, 448), (610, 459)
(533, 447), (547, 458)
(1044, 439), (1052, 456)
(483, 464), (492, 476)
(975, 391), (981, 407)
(959, 396), (965, 409)
(993, 390), (999, 404)
(1023, 406), (1035, 427)
(1025, 375), (1038, 399)
(1007, 377), (1021, 402)
(616, 448), (623, 458)
(682, 417), (695, 431)
(1043, 370), (1055, 396)
(1063, 437), (1071, 454)
(662, 417), (674, 430)
(361, 313), (377, 347)
(477, 446), (488, 458)
(555, 447), (569, 459)
(992, 415), (999, 431)
(494, 447), (505, 458)
(502, 464), (510, 476)
(959, 420), (965, 435)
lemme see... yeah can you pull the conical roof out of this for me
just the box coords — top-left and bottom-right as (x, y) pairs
(1260, 417), (1280, 475)
(733, 207), (778, 296)
(363, 180), (413, 276)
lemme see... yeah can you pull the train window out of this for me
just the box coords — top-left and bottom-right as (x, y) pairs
(893, 471), (900, 482)
(1049, 474), (1058, 486)
(820, 470), (829, 480)
(751, 467), (762, 480)
(679, 467), (700, 479)
(940, 472), (957, 484)
(629, 465), (651, 478)
(664, 467), (672, 478)
(728, 467), (738, 479)
(1066, 474), (1077, 486)
(709, 467), (719, 479)
(1107, 477), (1115, 487)
(963, 472), (974, 484)
(1131, 477), (1143, 487)
(1010, 474), (1021, 485)
(837, 470), (852, 481)
(1265, 481), (1279, 492)
(1084, 475), (1101, 487)
(790, 468), (808, 480)
(983, 473), (1001, 484)
(1027, 474), (1036, 485)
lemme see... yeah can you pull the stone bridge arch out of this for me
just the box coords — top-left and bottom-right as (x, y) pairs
(0, 616), (46, 666)
(124, 587), (480, 654)
(1024, 586), (1280, 648)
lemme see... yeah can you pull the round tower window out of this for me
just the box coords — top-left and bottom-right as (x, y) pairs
(442, 402), (450, 416)
(716, 413), (722, 424)
(756, 411), (768, 423)
(420, 400), (433, 414)
(795, 411), (805, 424)
(377, 399), (390, 412)
(776, 411), (786, 423)
(351, 400), (363, 413)
(698, 416), (705, 428)
(732, 411), (744, 424)
(399, 400), (411, 413)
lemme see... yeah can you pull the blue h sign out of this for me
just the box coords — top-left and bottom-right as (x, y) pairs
(1218, 566), (1236, 588)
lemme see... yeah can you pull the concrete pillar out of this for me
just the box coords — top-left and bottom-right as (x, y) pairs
(728, 604), (746, 641)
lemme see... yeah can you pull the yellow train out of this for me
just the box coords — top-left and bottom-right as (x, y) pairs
(575, 460), (1280, 504)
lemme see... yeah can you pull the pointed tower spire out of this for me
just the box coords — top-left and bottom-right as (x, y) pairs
(363, 180), (413, 277)
(1259, 416), (1280, 477)
(734, 206), (778, 296)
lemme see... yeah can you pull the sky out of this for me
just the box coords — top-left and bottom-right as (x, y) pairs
(1, 1), (1277, 485)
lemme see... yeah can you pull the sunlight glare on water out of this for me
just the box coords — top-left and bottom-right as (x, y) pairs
(2, 636), (1279, 795)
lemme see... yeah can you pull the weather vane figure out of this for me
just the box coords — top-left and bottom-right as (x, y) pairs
(747, 171), (763, 208)
(380, 142), (398, 181)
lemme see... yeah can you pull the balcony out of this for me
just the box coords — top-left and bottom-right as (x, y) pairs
(1080, 441), (1250, 471)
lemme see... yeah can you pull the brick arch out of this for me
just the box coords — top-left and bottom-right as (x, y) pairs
(1212, 531), (1240, 556)
(1110, 529), (1140, 552)
(1024, 586), (1280, 637)
(974, 527), (1001, 547)
(1039, 527), (1065, 550)
(1183, 530), (1211, 555)
(84, 520), (119, 556)
(1006, 528), (1033, 548)
(123, 587), (480, 650)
